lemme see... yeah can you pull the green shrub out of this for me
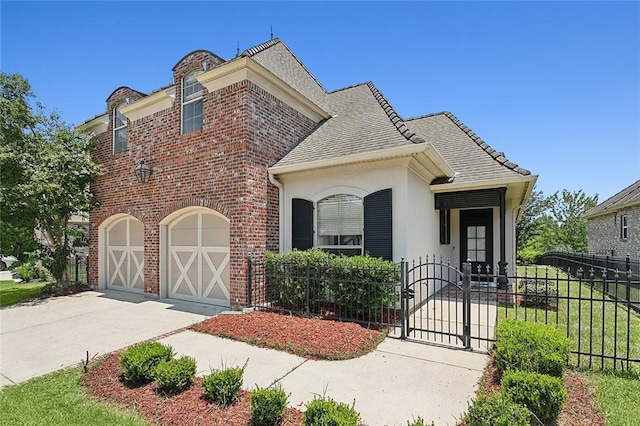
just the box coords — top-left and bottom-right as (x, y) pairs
(266, 249), (334, 311)
(328, 255), (399, 318)
(518, 279), (558, 309)
(303, 396), (361, 426)
(119, 341), (174, 386)
(501, 369), (566, 424)
(462, 394), (532, 426)
(494, 319), (571, 377)
(154, 355), (197, 395)
(265, 250), (399, 320)
(13, 262), (39, 282)
(201, 362), (246, 406)
(250, 385), (288, 426)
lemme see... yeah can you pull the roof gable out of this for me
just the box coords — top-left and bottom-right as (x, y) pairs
(584, 179), (640, 218)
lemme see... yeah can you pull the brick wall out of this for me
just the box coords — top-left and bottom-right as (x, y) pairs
(89, 51), (318, 307)
(587, 205), (640, 258)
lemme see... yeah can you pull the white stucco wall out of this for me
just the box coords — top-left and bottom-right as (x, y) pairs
(279, 158), (412, 261)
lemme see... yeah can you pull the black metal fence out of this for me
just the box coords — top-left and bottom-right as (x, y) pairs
(498, 262), (640, 372)
(247, 255), (402, 328)
(247, 253), (640, 372)
(66, 254), (88, 284)
(539, 251), (640, 307)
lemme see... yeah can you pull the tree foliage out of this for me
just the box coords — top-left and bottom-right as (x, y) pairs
(516, 186), (598, 263)
(0, 72), (102, 283)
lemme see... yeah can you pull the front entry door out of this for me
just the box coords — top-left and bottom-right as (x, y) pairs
(460, 208), (493, 278)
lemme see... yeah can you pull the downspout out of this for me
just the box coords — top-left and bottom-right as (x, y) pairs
(268, 171), (285, 253)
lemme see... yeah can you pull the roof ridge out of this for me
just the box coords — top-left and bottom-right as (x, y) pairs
(241, 38), (282, 56)
(329, 81), (370, 94)
(442, 111), (531, 176)
(365, 82), (425, 144)
(405, 111), (448, 122)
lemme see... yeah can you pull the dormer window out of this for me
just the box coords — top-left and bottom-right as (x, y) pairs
(113, 102), (127, 153)
(182, 69), (203, 134)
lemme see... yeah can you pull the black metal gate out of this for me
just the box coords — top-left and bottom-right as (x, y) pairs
(400, 257), (497, 350)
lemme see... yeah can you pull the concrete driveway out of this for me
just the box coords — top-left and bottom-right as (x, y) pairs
(0, 290), (221, 387)
(0, 290), (489, 425)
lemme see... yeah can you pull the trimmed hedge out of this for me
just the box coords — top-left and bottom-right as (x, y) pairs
(494, 319), (570, 377)
(501, 369), (566, 424)
(462, 394), (533, 426)
(119, 341), (174, 386)
(265, 249), (399, 320)
(154, 355), (197, 395)
(303, 396), (361, 426)
(250, 386), (288, 426)
(201, 363), (246, 406)
(518, 279), (558, 309)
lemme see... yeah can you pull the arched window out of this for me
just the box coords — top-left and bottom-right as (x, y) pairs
(182, 69), (203, 134)
(113, 102), (127, 153)
(317, 194), (363, 256)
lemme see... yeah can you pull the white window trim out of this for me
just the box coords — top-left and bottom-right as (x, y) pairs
(113, 102), (127, 154)
(621, 215), (629, 240)
(181, 69), (203, 134)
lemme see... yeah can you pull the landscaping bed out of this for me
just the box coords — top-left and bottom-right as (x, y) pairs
(191, 310), (386, 360)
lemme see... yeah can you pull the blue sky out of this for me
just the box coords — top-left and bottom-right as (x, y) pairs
(2, 1), (638, 202)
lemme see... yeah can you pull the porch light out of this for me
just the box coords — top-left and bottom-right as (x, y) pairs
(134, 159), (152, 183)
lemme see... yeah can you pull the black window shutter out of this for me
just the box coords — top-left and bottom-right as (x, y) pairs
(292, 198), (313, 250)
(440, 209), (451, 245)
(364, 188), (392, 260)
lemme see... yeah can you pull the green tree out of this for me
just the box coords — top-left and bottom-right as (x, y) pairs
(0, 72), (102, 283)
(516, 188), (598, 262)
(548, 189), (598, 253)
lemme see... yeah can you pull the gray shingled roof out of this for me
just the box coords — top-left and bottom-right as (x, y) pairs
(273, 82), (424, 168)
(584, 179), (640, 218)
(243, 39), (329, 112)
(406, 112), (531, 184)
(246, 38), (532, 180)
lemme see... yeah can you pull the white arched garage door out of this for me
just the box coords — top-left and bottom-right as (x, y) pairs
(104, 215), (144, 293)
(162, 208), (230, 307)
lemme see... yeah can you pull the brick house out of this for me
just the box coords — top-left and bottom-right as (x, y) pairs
(81, 39), (537, 308)
(584, 179), (640, 258)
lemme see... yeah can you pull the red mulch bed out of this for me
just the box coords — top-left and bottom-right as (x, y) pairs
(190, 310), (385, 360)
(25, 282), (91, 301)
(83, 352), (303, 426)
(476, 358), (606, 426)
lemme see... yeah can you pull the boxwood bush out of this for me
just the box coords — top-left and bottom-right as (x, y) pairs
(501, 369), (566, 424)
(154, 355), (197, 395)
(119, 341), (174, 386)
(518, 279), (558, 309)
(249, 385), (288, 426)
(303, 396), (361, 426)
(201, 362), (246, 406)
(265, 249), (399, 320)
(494, 319), (570, 377)
(462, 394), (532, 426)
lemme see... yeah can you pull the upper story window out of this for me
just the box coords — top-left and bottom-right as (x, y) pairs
(621, 215), (629, 240)
(317, 194), (363, 256)
(182, 69), (203, 134)
(113, 102), (127, 153)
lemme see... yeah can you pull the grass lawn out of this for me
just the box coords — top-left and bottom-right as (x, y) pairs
(0, 280), (50, 307)
(496, 266), (640, 371)
(593, 370), (640, 426)
(0, 367), (150, 426)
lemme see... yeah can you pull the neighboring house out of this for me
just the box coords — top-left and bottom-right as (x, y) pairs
(584, 179), (640, 258)
(80, 38), (537, 308)
(34, 214), (89, 256)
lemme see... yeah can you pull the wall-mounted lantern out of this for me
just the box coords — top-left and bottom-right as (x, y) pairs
(134, 159), (152, 183)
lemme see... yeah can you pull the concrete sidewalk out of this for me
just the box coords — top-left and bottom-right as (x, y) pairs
(160, 329), (488, 426)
